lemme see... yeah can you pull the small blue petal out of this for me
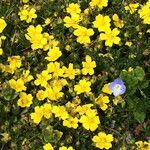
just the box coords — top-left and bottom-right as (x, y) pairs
(113, 78), (124, 85)
(119, 84), (126, 95)
(108, 82), (116, 90)
(113, 90), (120, 97)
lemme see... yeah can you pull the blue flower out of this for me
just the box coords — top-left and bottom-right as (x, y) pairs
(108, 78), (126, 97)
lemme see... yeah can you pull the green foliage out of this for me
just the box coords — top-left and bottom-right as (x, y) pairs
(0, 0), (150, 149)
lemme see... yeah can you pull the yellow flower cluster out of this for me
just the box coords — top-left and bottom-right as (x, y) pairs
(63, 1), (123, 47)
(0, 56), (22, 74)
(25, 25), (47, 50)
(2, 0), (149, 149)
(18, 5), (37, 23)
(63, 3), (81, 29)
(31, 103), (52, 124)
(63, 3), (94, 45)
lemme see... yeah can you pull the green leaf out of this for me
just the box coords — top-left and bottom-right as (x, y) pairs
(134, 66), (145, 81)
(139, 80), (149, 89)
(133, 111), (146, 123)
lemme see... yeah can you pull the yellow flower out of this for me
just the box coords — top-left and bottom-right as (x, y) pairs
(113, 95), (123, 106)
(92, 132), (114, 149)
(59, 146), (74, 150)
(125, 3), (139, 14)
(36, 90), (47, 101)
(125, 41), (132, 47)
(1, 132), (11, 142)
(65, 45), (71, 51)
(82, 55), (96, 75)
(47, 62), (64, 78)
(43, 33), (59, 51)
(93, 14), (111, 32)
(0, 64), (14, 74)
(43, 143), (54, 150)
(90, 0), (108, 9)
(42, 103), (52, 119)
(45, 47), (62, 61)
(99, 28), (121, 47)
(112, 14), (124, 28)
(9, 79), (26, 92)
(50, 79), (68, 90)
(0, 18), (7, 33)
(63, 117), (78, 129)
(64, 13), (80, 28)
(139, 5), (150, 24)
(43, 18), (51, 27)
(52, 106), (69, 120)
(73, 26), (94, 44)
(62, 63), (76, 79)
(30, 106), (43, 124)
(95, 94), (110, 111)
(0, 48), (3, 55)
(34, 70), (52, 87)
(128, 67), (134, 72)
(28, 8), (37, 22)
(74, 79), (91, 94)
(0, 35), (6, 47)
(102, 83), (113, 95)
(18, 5), (37, 23)
(23, 0), (29, 3)
(25, 25), (47, 50)
(0, 55), (21, 74)
(21, 70), (33, 83)
(135, 141), (150, 150)
(80, 110), (100, 131)
(84, 8), (90, 15)
(76, 104), (93, 115)
(8, 56), (22, 70)
(17, 92), (33, 108)
(66, 3), (81, 14)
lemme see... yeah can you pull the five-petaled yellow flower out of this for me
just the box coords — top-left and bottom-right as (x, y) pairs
(92, 132), (114, 149)
(95, 94), (110, 111)
(82, 55), (96, 75)
(93, 14), (111, 32)
(99, 28), (121, 47)
(74, 79), (91, 94)
(73, 26), (94, 44)
(18, 92), (33, 108)
(80, 110), (100, 131)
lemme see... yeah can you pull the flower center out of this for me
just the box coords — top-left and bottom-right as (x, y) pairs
(115, 84), (121, 90)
